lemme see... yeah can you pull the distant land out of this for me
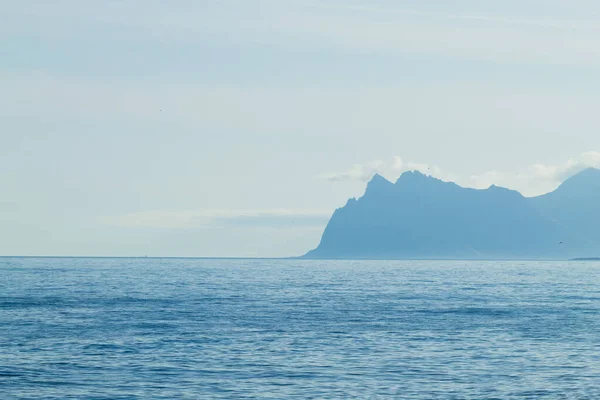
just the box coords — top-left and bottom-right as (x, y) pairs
(303, 168), (600, 260)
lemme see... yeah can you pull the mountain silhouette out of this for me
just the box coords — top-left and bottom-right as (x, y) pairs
(531, 168), (600, 249)
(304, 169), (600, 259)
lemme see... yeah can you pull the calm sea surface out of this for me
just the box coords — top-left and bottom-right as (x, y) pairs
(2, 258), (600, 399)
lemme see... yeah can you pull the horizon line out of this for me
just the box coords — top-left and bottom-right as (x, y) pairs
(0, 255), (592, 262)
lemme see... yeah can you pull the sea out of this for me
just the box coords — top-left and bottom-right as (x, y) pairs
(2, 257), (600, 399)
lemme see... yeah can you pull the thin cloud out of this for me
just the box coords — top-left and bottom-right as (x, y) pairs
(248, 1), (600, 67)
(7, 0), (600, 67)
(296, 0), (592, 30)
(461, 152), (600, 195)
(318, 156), (443, 182)
(100, 209), (331, 229)
(323, 152), (600, 197)
(523, 151), (600, 182)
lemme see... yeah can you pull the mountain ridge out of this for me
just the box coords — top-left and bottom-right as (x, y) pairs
(304, 168), (600, 259)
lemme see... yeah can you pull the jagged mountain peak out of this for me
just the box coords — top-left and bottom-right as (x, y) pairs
(395, 170), (439, 184)
(304, 166), (600, 259)
(368, 173), (392, 185)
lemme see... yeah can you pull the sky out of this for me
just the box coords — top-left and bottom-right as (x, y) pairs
(2, 0), (600, 257)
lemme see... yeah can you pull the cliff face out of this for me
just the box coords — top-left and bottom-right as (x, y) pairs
(304, 169), (600, 259)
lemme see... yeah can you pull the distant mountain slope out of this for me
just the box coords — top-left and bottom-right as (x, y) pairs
(530, 168), (600, 252)
(304, 169), (600, 259)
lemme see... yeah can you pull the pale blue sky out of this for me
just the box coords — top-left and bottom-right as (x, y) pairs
(2, 0), (600, 256)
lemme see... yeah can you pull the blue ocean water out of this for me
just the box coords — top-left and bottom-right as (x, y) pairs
(2, 258), (600, 399)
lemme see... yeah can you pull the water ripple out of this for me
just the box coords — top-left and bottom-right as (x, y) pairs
(2, 258), (600, 398)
